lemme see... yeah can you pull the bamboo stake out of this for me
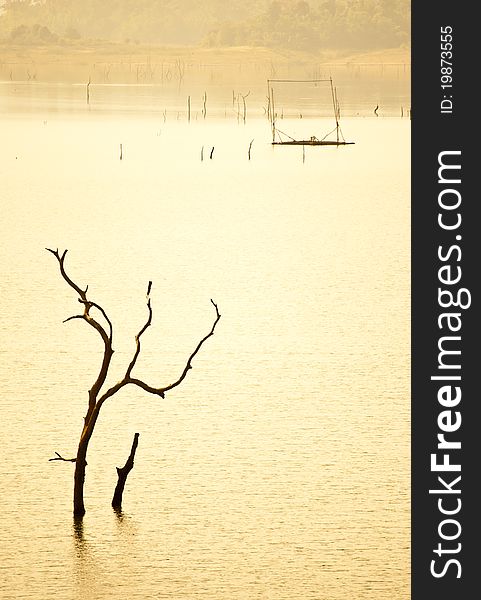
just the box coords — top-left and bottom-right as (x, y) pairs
(270, 86), (276, 143)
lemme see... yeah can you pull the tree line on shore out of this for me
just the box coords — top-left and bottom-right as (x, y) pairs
(1, 0), (410, 52)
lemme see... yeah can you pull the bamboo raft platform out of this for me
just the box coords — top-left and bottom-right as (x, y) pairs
(272, 139), (355, 146)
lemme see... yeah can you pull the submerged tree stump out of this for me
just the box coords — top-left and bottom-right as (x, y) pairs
(112, 433), (140, 510)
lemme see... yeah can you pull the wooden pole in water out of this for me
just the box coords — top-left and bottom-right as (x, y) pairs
(329, 78), (339, 144)
(334, 87), (341, 121)
(334, 86), (342, 142)
(86, 77), (90, 105)
(242, 91), (250, 124)
(120, 144), (123, 160)
(266, 81), (269, 120)
(270, 86), (276, 143)
(248, 139), (254, 160)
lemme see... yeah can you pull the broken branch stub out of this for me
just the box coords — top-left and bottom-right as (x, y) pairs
(112, 433), (140, 510)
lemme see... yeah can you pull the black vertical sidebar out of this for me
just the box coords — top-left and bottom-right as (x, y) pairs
(412, 3), (479, 598)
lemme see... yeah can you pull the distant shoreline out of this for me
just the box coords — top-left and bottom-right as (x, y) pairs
(0, 42), (410, 84)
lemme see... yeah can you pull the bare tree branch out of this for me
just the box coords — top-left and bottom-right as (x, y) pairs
(46, 248), (84, 298)
(128, 378), (165, 397)
(159, 299), (221, 394)
(63, 315), (86, 324)
(98, 299), (221, 402)
(47, 248), (115, 407)
(125, 282), (153, 379)
(90, 301), (113, 344)
(49, 452), (76, 463)
(46, 248), (113, 345)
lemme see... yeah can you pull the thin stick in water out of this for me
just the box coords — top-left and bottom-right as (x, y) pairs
(242, 91), (250, 124)
(248, 139), (254, 160)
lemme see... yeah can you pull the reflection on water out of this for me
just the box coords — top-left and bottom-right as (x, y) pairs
(0, 60), (409, 118)
(72, 517), (86, 553)
(0, 79), (409, 599)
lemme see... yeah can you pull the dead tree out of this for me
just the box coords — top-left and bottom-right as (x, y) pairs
(47, 248), (221, 517)
(112, 432), (140, 511)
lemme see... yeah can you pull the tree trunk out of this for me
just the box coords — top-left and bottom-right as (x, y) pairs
(112, 433), (140, 511)
(73, 406), (101, 517)
(73, 441), (88, 516)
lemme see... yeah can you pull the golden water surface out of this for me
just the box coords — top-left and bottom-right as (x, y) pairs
(0, 81), (410, 599)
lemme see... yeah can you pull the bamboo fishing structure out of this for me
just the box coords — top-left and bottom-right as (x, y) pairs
(267, 78), (354, 146)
